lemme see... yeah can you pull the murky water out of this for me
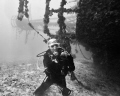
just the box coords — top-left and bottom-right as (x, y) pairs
(0, 0), (92, 63)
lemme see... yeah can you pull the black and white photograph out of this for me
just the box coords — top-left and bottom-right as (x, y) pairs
(0, 0), (120, 96)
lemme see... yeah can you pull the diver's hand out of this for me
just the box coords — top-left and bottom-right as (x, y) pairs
(61, 51), (69, 57)
(52, 59), (58, 63)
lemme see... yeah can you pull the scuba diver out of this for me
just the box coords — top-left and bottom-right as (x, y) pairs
(34, 38), (75, 96)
